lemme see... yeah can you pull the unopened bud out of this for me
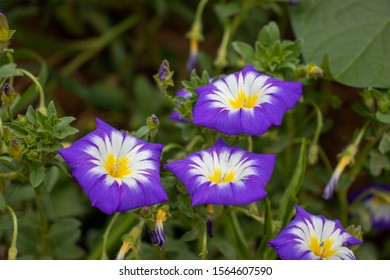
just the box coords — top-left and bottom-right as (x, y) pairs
(154, 60), (174, 91)
(1, 83), (16, 106)
(0, 11), (14, 55)
(345, 225), (363, 251)
(147, 114), (159, 139)
(9, 137), (22, 159)
(307, 63), (324, 79)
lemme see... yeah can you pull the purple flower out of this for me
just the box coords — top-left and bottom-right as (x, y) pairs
(148, 209), (167, 250)
(57, 118), (168, 215)
(193, 65), (302, 136)
(164, 138), (275, 206)
(186, 38), (199, 72)
(349, 184), (390, 229)
(268, 206), (362, 260)
(169, 89), (193, 123)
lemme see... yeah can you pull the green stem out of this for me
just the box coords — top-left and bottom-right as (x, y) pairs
(34, 187), (50, 258)
(101, 212), (120, 260)
(18, 69), (45, 113)
(226, 210), (252, 259)
(6, 205), (18, 260)
(214, 23), (231, 68)
(247, 135), (253, 153)
(200, 220), (208, 260)
(61, 14), (139, 76)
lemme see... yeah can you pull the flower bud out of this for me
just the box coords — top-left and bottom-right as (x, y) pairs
(147, 114), (159, 139)
(345, 225), (363, 251)
(0, 11), (14, 55)
(1, 83), (16, 107)
(9, 137), (22, 159)
(153, 60), (174, 91)
(307, 63), (324, 79)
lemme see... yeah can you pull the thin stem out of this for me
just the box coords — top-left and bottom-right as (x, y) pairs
(226, 210), (252, 259)
(247, 135), (253, 153)
(101, 212), (120, 260)
(61, 14), (139, 76)
(34, 187), (50, 258)
(214, 23), (231, 68)
(6, 205), (18, 260)
(18, 69), (45, 113)
(200, 220), (208, 260)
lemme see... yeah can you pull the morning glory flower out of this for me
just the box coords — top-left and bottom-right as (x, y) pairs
(169, 89), (192, 123)
(164, 138), (275, 206)
(268, 206), (362, 260)
(58, 118), (168, 215)
(350, 184), (390, 229)
(192, 65), (302, 136)
(148, 208), (168, 250)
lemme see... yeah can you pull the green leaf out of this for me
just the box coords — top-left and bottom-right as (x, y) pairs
(290, 0), (390, 88)
(379, 132), (390, 154)
(0, 63), (23, 79)
(178, 193), (193, 217)
(5, 122), (28, 137)
(0, 192), (6, 211)
(368, 150), (390, 176)
(232, 42), (254, 62)
(133, 126), (149, 139)
(214, 3), (240, 24)
(258, 21), (280, 45)
(277, 139), (307, 227)
(54, 127), (79, 139)
(29, 162), (45, 188)
(26, 106), (38, 126)
(46, 101), (57, 118)
(376, 112), (390, 124)
(181, 124), (197, 141)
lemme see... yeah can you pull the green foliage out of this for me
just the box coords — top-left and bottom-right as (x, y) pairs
(233, 21), (302, 80)
(290, 0), (390, 88)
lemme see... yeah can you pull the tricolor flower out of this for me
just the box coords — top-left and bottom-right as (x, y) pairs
(192, 65), (302, 136)
(350, 184), (390, 229)
(148, 209), (168, 250)
(323, 144), (357, 200)
(186, 38), (199, 72)
(169, 89), (192, 123)
(58, 118), (168, 215)
(164, 138), (275, 206)
(268, 206), (362, 260)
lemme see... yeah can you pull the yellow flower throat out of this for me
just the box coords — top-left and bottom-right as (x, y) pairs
(228, 91), (259, 109)
(104, 153), (132, 179)
(308, 235), (338, 259)
(207, 168), (236, 184)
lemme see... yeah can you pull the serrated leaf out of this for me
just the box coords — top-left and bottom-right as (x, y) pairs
(290, 0), (390, 88)
(29, 162), (45, 188)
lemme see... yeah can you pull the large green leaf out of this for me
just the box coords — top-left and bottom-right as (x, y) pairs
(290, 0), (390, 88)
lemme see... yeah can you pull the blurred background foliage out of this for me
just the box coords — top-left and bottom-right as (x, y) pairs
(1, 0), (390, 260)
